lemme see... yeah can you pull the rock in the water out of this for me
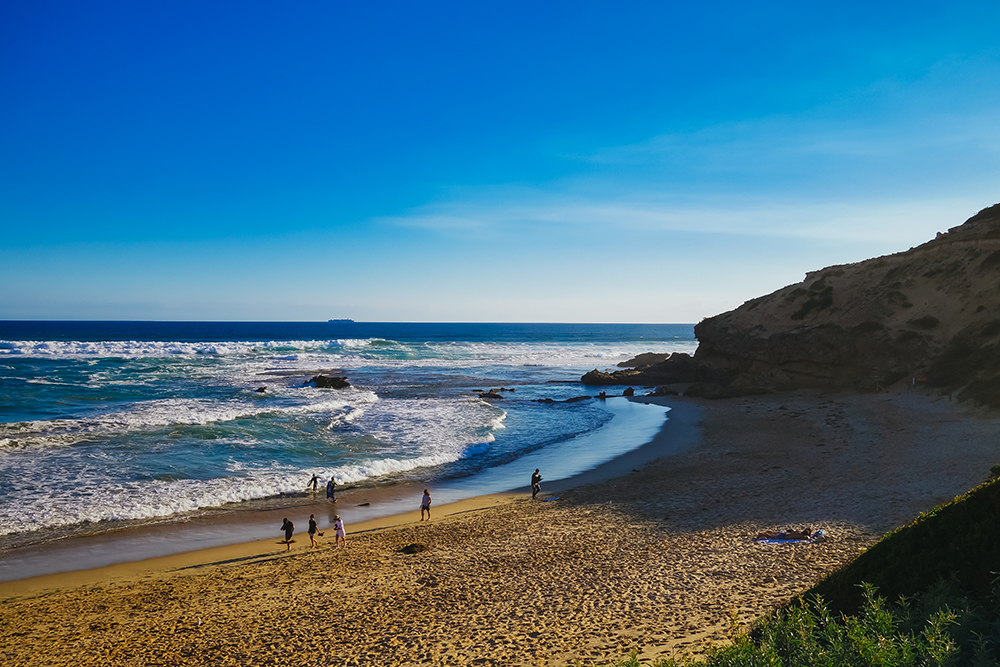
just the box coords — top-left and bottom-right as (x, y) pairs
(617, 353), (671, 368)
(581, 369), (637, 386)
(309, 375), (351, 389)
(582, 353), (701, 386)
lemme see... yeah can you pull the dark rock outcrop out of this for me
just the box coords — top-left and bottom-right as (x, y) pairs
(617, 353), (671, 368)
(309, 375), (351, 389)
(582, 352), (704, 386)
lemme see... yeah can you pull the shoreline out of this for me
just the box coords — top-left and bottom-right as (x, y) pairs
(4, 390), (998, 665)
(0, 396), (701, 598)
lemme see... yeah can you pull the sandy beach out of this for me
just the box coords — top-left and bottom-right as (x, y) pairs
(2, 391), (999, 666)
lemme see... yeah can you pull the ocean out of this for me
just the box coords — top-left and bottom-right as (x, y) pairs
(0, 322), (696, 551)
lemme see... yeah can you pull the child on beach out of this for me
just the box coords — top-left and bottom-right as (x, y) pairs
(281, 518), (294, 550)
(333, 515), (347, 549)
(420, 489), (432, 521)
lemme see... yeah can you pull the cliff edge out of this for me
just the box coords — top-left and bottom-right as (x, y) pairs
(585, 203), (1000, 405)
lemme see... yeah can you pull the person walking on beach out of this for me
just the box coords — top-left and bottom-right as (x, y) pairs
(307, 513), (323, 548)
(326, 476), (336, 501)
(420, 489), (432, 521)
(531, 468), (542, 499)
(281, 517), (295, 550)
(333, 515), (347, 549)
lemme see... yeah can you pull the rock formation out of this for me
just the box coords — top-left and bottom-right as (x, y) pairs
(308, 375), (351, 389)
(617, 353), (671, 368)
(582, 352), (703, 387)
(584, 203), (1000, 406)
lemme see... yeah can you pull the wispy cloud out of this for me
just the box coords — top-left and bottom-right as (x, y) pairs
(378, 186), (989, 247)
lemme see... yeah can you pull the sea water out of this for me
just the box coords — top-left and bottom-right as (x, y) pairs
(0, 322), (696, 549)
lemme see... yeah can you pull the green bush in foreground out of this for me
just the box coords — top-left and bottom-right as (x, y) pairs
(611, 580), (1000, 666)
(808, 477), (1000, 615)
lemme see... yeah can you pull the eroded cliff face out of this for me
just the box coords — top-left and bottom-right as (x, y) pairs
(584, 203), (1000, 404)
(696, 202), (1000, 398)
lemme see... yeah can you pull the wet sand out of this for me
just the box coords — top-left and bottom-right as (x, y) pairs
(2, 391), (998, 666)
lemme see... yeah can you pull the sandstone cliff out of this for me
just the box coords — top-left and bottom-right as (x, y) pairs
(584, 203), (1000, 406)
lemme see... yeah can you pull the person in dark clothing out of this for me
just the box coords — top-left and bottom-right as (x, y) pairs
(307, 513), (323, 548)
(281, 517), (294, 550)
(531, 469), (542, 499)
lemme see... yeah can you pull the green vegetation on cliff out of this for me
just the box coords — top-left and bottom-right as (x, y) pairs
(807, 477), (1000, 614)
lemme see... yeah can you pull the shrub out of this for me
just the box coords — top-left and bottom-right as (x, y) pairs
(808, 477), (1000, 613)
(609, 582), (998, 666)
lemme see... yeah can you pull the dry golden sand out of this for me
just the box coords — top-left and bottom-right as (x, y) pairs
(2, 392), (999, 666)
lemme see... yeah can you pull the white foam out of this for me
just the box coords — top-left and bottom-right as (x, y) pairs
(0, 389), (380, 450)
(0, 337), (698, 369)
(0, 424), (503, 536)
(0, 391), (509, 536)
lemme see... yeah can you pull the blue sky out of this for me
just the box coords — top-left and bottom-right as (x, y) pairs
(2, 1), (999, 322)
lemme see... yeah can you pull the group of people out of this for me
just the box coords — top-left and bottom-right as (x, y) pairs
(281, 513), (347, 550)
(307, 474), (337, 501)
(282, 469), (543, 553)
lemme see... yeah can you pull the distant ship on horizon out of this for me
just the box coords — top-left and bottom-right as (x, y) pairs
(328, 318), (355, 323)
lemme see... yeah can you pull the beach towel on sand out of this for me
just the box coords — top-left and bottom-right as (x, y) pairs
(756, 530), (826, 544)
